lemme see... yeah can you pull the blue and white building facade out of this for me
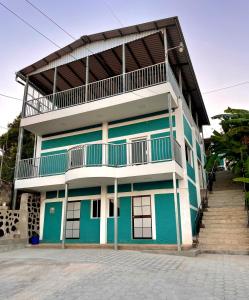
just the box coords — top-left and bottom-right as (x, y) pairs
(14, 17), (209, 249)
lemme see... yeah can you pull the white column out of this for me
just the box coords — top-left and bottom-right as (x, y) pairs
(178, 68), (182, 93)
(168, 94), (175, 160)
(114, 178), (118, 250)
(174, 98), (193, 246)
(100, 185), (108, 244)
(173, 172), (181, 251)
(192, 128), (202, 207)
(163, 28), (168, 78)
(85, 56), (89, 101)
(61, 183), (68, 249)
(102, 122), (108, 165)
(122, 44), (126, 92)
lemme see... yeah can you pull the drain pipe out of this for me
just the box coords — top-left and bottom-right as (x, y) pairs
(61, 183), (69, 249)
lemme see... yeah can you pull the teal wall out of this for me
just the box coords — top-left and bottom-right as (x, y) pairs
(187, 162), (196, 182)
(188, 180), (198, 208)
(190, 208), (198, 236)
(108, 116), (176, 139)
(46, 186), (101, 199)
(108, 140), (127, 166)
(41, 130), (102, 150)
(66, 200), (100, 243)
(107, 194), (178, 244)
(42, 202), (62, 243)
(196, 141), (201, 161)
(183, 115), (192, 145)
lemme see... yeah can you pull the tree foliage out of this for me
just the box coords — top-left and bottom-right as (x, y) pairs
(0, 115), (34, 182)
(207, 107), (249, 186)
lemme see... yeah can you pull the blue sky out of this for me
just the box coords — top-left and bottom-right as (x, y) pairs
(0, 0), (249, 136)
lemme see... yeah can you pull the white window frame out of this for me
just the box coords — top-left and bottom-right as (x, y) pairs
(185, 140), (193, 167)
(128, 135), (150, 165)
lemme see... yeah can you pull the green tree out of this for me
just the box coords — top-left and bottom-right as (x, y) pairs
(0, 115), (34, 182)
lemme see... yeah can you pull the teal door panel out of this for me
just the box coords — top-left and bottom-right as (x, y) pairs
(43, 202), (62, 243)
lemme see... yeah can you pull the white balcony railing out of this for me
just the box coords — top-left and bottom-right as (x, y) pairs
(24, 62), (174, 117)
(16, 137), (182, 179)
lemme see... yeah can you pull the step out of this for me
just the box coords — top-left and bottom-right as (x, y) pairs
(199, 232), (249, 239)
(198, 237), (249, 246)
(206, 207), (246, 212)
(199, 227), (249, 234)
(202, 223), (248, 229)
(202, 215), (246, 221)
(199, 245), (249, 255)
(208, 204), (244, 208)
(203, 212), (246, 218)
(202, 219), (247, 225)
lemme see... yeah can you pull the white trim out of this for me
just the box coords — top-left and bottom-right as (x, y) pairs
(108, 127), (175, 143)
(42, 126), (102, 141)
(108, 112), (174, 129)
(151, 194), (156, 240)
(90, 199), (101, 219)
(190, 205), (198, 211)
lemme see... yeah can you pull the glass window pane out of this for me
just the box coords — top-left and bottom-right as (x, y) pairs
(66, 221), (73, 229)
(133, 206), (142, 216)
(67, 202), (74, 211)
(134, 227), (142, 238)
(134, 218), (143, 227)
(143, 218), (152, 227)
(143, 227), (152, 238)
(109, 200), (114, 217)
(67, 211), (74, 219)
(92, 200), (97, 217)
(142, 197), (150, 206)
(66, 229), (73, 238)
(74, 202), (80, 210)
(73, 221), (80, 230)
(74, 210), (80, 219)
(73, 230), (79, 238)
(133, 197), (141, 207)
(97, 200), (101, 218)
(142, 206), (151, 215)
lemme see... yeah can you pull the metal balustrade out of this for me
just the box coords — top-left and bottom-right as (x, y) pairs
(24, 62), (170, 117)
(16, 137), (182, 179)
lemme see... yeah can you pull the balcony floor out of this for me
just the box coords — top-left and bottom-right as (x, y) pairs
(21, 83), (177, 135)
(15, 160), (183, 192)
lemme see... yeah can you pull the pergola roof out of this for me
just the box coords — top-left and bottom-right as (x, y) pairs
(17, 17), (209, 126)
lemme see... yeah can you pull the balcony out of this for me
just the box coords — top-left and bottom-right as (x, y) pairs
(21, 62), (180, 135)
(15, 137), (183, 189)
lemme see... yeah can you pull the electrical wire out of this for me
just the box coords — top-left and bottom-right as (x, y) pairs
(0, 93), (22, 101)
(203, 81), (249, 95)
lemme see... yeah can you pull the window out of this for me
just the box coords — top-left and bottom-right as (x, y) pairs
(185, 142), (193, 167)
(131, 138), (148, 164)
(66, 201), (80, 239)
(132, 196), (152, 239)
(109, 199), (120, 217)
(92, 199), (101, 218)
(70, 146), (85, 168)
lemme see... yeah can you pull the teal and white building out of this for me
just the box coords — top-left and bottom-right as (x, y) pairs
(14, 17), (209, 250)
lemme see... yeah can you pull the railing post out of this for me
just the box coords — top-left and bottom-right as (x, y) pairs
(178, 68), (182, 93)
(102, 122), (108, 165)
(62, 183), (69, 249)
(85, 56), (89, 102)
(114, 177), (118, 250)
(168, 94), (175, 160)
(12, 78), (29, 209)
(52, 67), (57, 110)
(122, 44), (126, 92)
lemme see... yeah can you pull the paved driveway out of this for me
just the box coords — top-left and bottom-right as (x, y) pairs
(0, 248), (249, 300)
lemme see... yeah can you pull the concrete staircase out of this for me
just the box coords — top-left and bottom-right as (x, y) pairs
(198, 171), (249, 254)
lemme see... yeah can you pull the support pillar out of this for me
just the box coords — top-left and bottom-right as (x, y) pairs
(102, 122), (108, 165)
(168, 94), (175, 160)
(173, 172), (181, 251)
(85, 56), (89, 101)
(163, 28), (168, 78)
(175, 98), (193, 246)
(178, 68), (182, 93)
(114, 178), (118, 250)
(122, 44), (126, 92)
(61, 183), (69, 249)
(12, 78), (29, 209)
(52, 67), (57, 109)
(100, 185), (108, 244)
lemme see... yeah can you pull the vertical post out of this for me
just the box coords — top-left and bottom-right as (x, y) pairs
(85, 56), (89, 102)
(100, 185), (107, 244)
(0, 146), (4, 181)
(122, 44), (126, 92)
(168, 94), (175, 160)
(178, 68), (182, 93)
(188, 94), (192, 113)
(102, 122), (108, 165)
(195, 112), (199, 128)
(62, 183), (69, 249)
(52, 67), (57, 110)
(163, 28), (168, 79)
(12, 78), (29, 209)
(173, 172), (181, 251)
(114, 177), (118, 250)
